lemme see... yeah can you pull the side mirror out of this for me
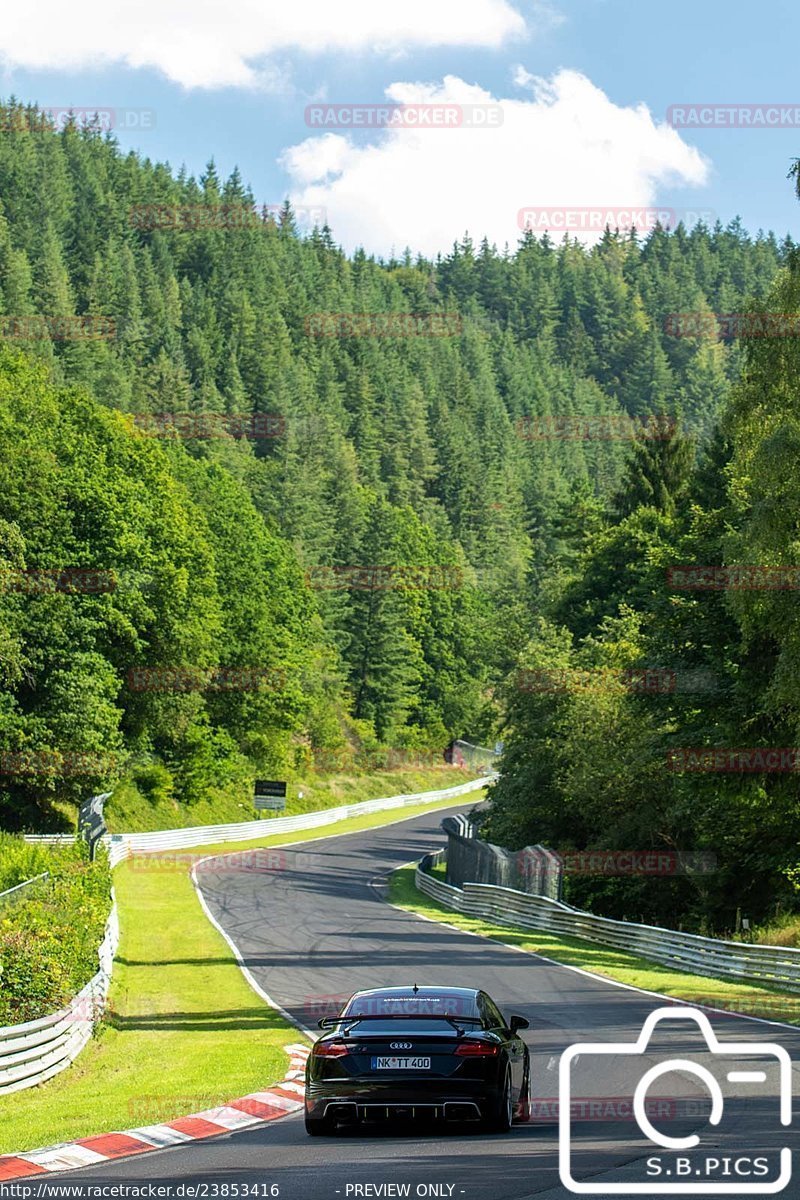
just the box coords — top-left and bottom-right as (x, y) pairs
(509, 1014), (529, 1035)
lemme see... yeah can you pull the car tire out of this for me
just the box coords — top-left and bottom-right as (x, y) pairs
(305, 1111), (333, 1137)
(513, 1060), (531, 1124)
(486, 1067), (513, 1133)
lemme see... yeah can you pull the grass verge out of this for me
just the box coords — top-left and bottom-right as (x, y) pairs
(389, 866), (800, 1027)
(106, 766), (476, 832)
(0, 792), (482, 1155)
(750, 912), (800, 948)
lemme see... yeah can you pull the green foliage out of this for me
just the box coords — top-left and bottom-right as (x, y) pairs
(490, 233), (800, 932)
(129, 762), (174, 808)
(613, 419), (695, 517)
(0, 838), (112, 1022)
(0, 99), (792, 855)
(0, 831), (51, 891)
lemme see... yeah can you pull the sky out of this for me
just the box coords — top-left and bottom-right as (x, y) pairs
(0, 0), (798, 258)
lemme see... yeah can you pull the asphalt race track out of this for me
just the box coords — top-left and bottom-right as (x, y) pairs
(53, 803), (799, 1199)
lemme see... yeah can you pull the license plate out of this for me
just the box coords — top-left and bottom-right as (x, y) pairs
(371, 1056), (431, 1070)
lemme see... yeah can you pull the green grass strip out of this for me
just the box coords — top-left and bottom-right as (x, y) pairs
(0, 793), (480, 1155)
(105, 767), (476, 832)
(389, 866), (800, 1028)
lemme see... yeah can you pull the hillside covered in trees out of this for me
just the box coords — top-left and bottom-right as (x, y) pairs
(0, 100), (796, 932)
(485, 234), (800, 935)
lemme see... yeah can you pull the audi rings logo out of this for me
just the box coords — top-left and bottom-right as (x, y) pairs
(390, 1041), (412, 1049)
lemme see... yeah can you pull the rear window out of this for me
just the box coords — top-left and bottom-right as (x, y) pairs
(337, 992), (480, 1031)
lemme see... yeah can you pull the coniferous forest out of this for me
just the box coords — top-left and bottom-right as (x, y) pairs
(0, 100), (799, 931)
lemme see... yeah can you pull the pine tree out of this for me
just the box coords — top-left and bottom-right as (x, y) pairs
(613, 419), (694, 517)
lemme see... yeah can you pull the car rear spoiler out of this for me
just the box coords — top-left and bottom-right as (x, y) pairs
(318, 1013), (485, 1032)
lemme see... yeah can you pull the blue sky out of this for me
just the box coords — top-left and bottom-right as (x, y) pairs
(2, 0), (798, 256)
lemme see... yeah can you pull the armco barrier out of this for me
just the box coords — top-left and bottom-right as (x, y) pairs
(25, 777), (489, 868)
(414, 859), (800, 992)
(0, 895), (119, 1094)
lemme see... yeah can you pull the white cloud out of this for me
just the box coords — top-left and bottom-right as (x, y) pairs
(512, 64), (538, 89)
(281, 71), (710, 257)
(0, 0), (528, 90)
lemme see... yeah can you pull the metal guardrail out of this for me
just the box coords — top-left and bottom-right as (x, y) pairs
(0, 872), (50, 908)
(0, 896), (119, 1094)
(415, 857), (800, 993)
(25, 777), (490, 867)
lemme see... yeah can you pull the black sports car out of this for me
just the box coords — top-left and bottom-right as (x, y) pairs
(304, 985), (530, 1135)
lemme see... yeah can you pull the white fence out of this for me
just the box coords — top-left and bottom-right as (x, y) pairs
(3, 777), (487, 1094)
(26, 776), (489, 867)
(0, 896), (119, 1094)
(415, 856), (800, 992)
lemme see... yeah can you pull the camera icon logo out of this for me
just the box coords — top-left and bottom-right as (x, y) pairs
(559, 1006), (792, 1194)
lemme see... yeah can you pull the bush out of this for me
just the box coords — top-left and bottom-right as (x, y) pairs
(750, 913), (800, 948)
(0, 839), (112, 1023)
(131, 762), (175, 808)
(0, 833), (51, 893)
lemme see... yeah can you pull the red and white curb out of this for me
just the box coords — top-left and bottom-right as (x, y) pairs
(0, 1043), (310, 1181)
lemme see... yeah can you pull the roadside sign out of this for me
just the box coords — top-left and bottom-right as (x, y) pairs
(255, 780), (287, 811)
(78, 791), (111, 860)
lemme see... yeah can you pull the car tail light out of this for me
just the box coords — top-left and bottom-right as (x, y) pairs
(313, 1041), (350, 1058)
(455, 1042), (500, 1057)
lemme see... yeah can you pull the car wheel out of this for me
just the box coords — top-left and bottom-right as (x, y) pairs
(486, 1067), (513, 1133)
(513, 1059), (531, 1124)
(305, 1111), (334, 1137)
